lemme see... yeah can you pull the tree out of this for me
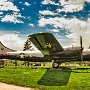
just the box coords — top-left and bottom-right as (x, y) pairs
(23, 38), (34, 66)
(23, 38), (34, 51)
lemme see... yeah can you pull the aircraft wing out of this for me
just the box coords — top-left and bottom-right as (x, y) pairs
(29, 32), (64, 55)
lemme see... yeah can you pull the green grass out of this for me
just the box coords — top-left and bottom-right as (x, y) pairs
(0, 66), (90, 90)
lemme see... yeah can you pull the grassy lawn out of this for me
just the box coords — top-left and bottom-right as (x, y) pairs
(0, 66), (90, 90)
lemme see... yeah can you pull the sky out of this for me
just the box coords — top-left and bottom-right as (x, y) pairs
(0, 0), (90, 50)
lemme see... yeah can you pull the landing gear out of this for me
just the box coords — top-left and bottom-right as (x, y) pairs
(0, 59), (4, 67)
(52, 61), (59, 68)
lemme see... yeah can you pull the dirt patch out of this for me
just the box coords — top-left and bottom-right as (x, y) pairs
(0, 82), (34, 90)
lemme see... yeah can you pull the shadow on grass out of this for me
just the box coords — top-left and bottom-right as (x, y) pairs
(38, 67), (71, 86)
(72, 68), (90, 73)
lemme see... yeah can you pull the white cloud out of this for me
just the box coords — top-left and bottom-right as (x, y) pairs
(24, 2), (31, 6)
(0, 31), (27, 50)
(0, 0), (25, 24)
(58, 0), (84, 12)
(27, 16), (31, 20)
(13, 31), (20, 34)
(42, 0), (90, 12)
(19, 2), (22, 4)
(1, 12), (25, 23)
(39, 10), (57, 16)
(34, 2), (37, 4)
(29, 23), (34, 27)
(38, 17), (90, 48)
(0, 31), (38, 51)
(0, 0), (20, 11)
(1, 14), (24, 24)
(39, 0), (90, 48)
(0, 12), (3, 15)
(55, 34), (74, 47)
(41, 0), (90, 13)
(41, 0), (59, 5)
(13, 12), (25, 18)
(86, 0), (90, 2)
(38, 17), (86, 29)
(51, 29), (59, 32)
(0, 16), (3, 18)
(22, 8), (24, 10)
(56, 4), (83, 13)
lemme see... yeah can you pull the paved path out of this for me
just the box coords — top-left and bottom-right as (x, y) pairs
(0, 83), (34, 90)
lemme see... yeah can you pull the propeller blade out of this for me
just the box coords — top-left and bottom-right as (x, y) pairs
(80, 35), (84, 65)
(80, 35), (84, 52)
(80, 35), (82, 49)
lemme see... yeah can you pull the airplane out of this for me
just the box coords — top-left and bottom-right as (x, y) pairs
(0, 32), (90, 68)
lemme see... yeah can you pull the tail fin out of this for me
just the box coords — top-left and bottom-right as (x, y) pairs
(29, 32), (64, 55)
(0, 41), (16, 53)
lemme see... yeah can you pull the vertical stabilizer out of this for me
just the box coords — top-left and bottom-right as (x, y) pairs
(29, 32), (64, 55)
(0, 42), (16, 53)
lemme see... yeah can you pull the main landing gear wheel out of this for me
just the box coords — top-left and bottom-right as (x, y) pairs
(52, 62), (59, 68)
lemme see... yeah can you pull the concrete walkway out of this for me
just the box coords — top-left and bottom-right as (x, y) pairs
(0, 83), (34, 90)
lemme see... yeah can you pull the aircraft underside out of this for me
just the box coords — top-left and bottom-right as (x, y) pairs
(0, 53), (90, 68)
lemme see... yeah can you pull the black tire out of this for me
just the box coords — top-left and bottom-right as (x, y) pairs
(52, 62), (59, 68)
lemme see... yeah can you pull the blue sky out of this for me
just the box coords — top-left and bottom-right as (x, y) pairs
(0, 0), (90, 50)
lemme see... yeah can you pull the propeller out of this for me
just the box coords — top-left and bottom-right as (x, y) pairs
(80, 35), (84, 64)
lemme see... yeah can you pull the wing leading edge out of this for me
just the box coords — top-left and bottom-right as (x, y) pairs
(29, 32), (64, 55)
